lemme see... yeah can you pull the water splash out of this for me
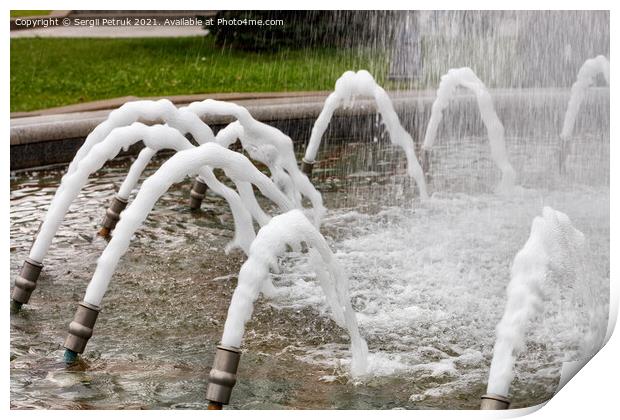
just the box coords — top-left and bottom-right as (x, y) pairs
(82, 142), (294, 307)
(486, 207), (586, 397)
(422, 67), (517, 193)
(303, 70), (428, 199)
(221, 209), (369, 376)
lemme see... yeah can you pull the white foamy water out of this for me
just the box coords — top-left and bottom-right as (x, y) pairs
(29, 124), (194, 263)
(560, 55), (610, 155)
(422, 67), (517, 193)
(185, 100), (325, 225)
(486, 207), (597, 397)
(254, 186), (608, 400)
(221, 209), (369, 376)
(83, 143), (294, 306)
(303, 70), (428, 199)
(65, 99), (216, 177)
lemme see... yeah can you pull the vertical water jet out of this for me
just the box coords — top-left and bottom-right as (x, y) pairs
(483, 207), (585, 409)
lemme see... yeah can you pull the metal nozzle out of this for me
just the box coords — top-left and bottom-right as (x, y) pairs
(300, 158), (315, 178)
(11, 258), (43, 305)
(480, 393), (511, 410)
(63, 301), (100, 354)
(99, 195), (128, 237)
(206, 345), (241, 405)
(189, 178), (208, 210)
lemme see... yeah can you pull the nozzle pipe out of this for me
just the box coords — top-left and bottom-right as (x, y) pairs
(99, 195), (128, 237)
(206, 345), (241, 406)
(189, 177), (208, 210)
(480, 393), (511, 410)
(11, 258), (44, 306)
(63, 301), (100, 355)
(300, 158), (315, 178)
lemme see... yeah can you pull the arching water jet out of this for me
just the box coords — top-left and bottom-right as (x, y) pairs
(559, 55), (610, 173)
(12, 124), (258, 308)
(63, 143), (294, 360)
(206, 209), (368, 407)
(184, 100), (325, 225)
(422, 67), (516, 193)
(301, 70), (428, 199)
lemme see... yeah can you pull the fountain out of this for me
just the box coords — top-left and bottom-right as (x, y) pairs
(184, 100), (325, 225)
(301, 70), (429, 199)
(12, 96), (328, 309)
(11, 122), (266, 309)
(62, 142), (294, 361)
(421, 67), (517, 193)
(559, 55), (610, 173)
(206, 209), (368, 408)
(482, 207), (586, 409)
(9, 12), (610, 409)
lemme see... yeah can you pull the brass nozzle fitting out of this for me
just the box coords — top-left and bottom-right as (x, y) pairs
(206, 345), (241, 406)
(480, 393), (511, 410)
(99, 195), (128, 237)
(300, 158), (315, 177)
(189, 178), (208, 210)
(11, 258), (43, 305)
(63, 301), (101, 354)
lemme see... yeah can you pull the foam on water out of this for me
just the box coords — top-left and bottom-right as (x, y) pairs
(83, 143), (294, 306)
(422, 67), (517, 193)
(255, 187), (607, 399)
(303, 70), (428, 199)
(220, 209), (369, 376)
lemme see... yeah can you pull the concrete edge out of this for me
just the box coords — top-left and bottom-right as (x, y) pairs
(10, 87), (609, 170)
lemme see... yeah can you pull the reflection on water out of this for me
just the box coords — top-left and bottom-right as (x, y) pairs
(10, 128), (608, 409)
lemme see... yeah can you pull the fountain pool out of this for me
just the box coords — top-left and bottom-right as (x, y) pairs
(10, 91), (609, 409)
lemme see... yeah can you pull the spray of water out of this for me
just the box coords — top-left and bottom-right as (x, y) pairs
(82, 142), (294, 306)
(422, 67), (517, 193)
(303, 70), (428, 199)
(220, 209), (368, 376)
(185, 100), (326, 225)
(486, 207), (586, 397)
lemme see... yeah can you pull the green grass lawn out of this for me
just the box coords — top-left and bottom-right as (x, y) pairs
(10, 10), (51, 17)
(10, 36), (390, 112)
